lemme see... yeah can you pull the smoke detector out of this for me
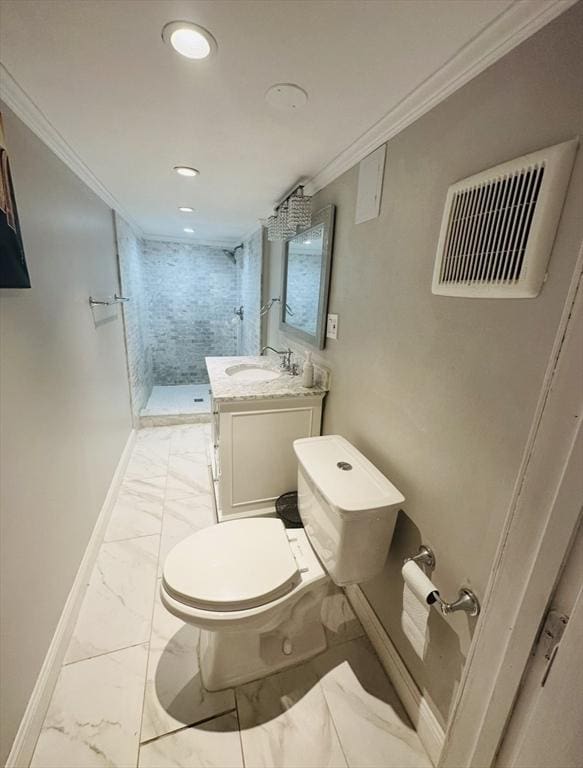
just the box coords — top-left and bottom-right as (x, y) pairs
(265, 83), (308, 112)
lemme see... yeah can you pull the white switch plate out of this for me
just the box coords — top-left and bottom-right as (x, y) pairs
(326, 313), (338, 340)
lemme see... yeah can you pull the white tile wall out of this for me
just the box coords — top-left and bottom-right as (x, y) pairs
(236, 229), (263, 356)
(117, 227), (265, 403)
(116, 214), (153, 423)
(142, 241), (238, 385)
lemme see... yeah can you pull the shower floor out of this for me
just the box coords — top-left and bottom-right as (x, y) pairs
(140, 384), (211, 427)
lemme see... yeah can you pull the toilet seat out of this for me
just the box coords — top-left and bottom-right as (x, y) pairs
(162, 518), (301, 612)
(160, 525), (328, 633)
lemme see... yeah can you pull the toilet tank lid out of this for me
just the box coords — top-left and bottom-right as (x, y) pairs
(293, 435), (404, 513)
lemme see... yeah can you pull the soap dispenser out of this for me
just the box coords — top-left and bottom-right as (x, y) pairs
(302, 351), (314, 387)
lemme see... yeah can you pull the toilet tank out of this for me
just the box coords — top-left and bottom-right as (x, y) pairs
(293, 435), (405, 586)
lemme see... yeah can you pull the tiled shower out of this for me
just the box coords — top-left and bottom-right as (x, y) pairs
(116, 215), (263, 425)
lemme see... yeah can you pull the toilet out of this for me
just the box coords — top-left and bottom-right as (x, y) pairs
(160, 434), (404, 691)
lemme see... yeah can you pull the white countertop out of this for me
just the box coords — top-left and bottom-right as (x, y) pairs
(206, 356), (328, 403)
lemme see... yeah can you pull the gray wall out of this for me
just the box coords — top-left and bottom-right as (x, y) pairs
(0, 105), (132, 762)
(116, 214), (153, 422)
(236, 228), (263, 356)
(141, 240), (238, 385)
(267, 5), (583, 727)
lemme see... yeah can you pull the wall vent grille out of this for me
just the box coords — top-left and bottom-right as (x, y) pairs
(432, 139), (577, 298)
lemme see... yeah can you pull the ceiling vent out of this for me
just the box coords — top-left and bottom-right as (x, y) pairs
(432, 139), (578, 298)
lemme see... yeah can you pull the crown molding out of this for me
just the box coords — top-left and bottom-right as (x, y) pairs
(142, 232), (241, 248)
(0, 63), (144, 236)
(305, 0), (578, 195)
(2, 0), (576, 232)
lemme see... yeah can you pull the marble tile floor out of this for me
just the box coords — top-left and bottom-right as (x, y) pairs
(31, 424), (431, 768)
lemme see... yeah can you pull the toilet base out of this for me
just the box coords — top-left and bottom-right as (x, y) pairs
(199, 607), (327, 691)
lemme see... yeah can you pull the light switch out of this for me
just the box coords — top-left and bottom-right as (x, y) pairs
(326, 314), (338, 340)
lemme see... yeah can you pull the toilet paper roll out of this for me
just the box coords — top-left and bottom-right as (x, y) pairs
(401, 560), (439, 605)
(401, 584), (430, 658)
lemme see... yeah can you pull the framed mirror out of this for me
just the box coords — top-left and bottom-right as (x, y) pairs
(280, 204), (335, 349)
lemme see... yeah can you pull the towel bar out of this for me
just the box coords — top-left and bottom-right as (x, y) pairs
(89, 294), (130, 307)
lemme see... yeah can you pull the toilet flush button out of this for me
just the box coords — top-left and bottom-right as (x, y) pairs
(282, 638), (293, 656)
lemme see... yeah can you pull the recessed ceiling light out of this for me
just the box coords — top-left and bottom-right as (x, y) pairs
(178, 206), (195, 213)
(183, 227), (195, 234)
(265, 83), (309, 111)
(174, 166), (199, 177)
(162, 21), (217, 60)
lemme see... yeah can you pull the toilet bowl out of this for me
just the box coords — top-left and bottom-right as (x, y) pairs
(161, 520), (329, 690)
(160, 434), (404, 691)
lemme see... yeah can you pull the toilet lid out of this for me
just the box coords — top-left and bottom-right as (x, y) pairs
(162, 518), (300, 611)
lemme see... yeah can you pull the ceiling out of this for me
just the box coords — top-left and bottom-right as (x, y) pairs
(0, 0), (565, 243)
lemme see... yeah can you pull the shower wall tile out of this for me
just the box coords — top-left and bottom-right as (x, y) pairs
(116, 214), (153, 423)
(236, 229), (263, 356)
(142, 241), (238, 385)
(119, 229), (264, 394)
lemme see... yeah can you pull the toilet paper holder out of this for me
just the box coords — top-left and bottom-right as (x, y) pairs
(404, 545), (480, 617)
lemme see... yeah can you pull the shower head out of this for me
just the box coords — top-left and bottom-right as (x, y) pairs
(223, 243), (244, 264)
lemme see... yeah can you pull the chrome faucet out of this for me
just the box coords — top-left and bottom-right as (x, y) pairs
(261, 346), (293, 371)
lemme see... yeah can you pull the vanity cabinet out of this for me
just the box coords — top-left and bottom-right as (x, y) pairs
(211, 394), (324, 521)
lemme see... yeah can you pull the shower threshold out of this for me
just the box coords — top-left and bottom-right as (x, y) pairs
(140, 384), (211, 427)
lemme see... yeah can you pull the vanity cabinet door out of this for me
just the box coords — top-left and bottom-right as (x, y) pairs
(218, 397), (322, 520)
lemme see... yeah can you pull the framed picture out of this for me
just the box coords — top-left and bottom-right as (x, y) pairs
(1, 113), (30, 288)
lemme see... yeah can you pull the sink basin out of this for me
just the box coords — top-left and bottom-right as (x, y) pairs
(225, 364), (281, 383)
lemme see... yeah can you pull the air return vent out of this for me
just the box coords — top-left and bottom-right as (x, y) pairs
(432, 139), (577, 298)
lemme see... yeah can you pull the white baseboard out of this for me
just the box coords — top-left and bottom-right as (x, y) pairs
(345, 585), (445, 766)
(5, 429), (137, 768)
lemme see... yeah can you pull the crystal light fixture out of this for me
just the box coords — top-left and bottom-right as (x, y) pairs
(266, 186), (312, 241)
